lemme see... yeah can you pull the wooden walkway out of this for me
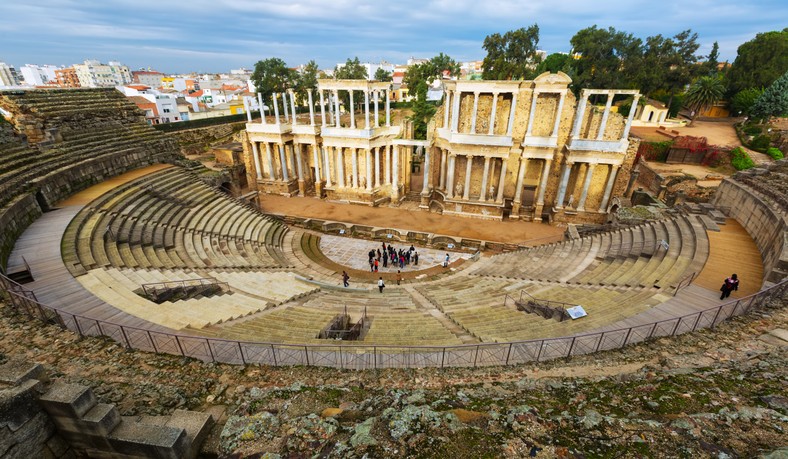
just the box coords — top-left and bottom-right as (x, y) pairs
(8, 166), (177, 332)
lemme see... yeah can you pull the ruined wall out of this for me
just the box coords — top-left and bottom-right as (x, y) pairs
(169, 121), (246, 155)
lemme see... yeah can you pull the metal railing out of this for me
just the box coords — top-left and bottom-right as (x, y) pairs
(505, 290), (572, 322)
(673, 272), (696, 296)
(141, 278), (230, 304)
(1, 272), (785, 369)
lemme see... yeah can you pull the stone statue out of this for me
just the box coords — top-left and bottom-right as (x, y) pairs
(567, 194), (575, 208)
(454, 183), (463, 198)
(359, 176), (367, 188)
(489, 185), (495, 199)
(347, 174), (353, 187)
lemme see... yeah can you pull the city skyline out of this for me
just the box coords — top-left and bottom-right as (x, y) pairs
(1, 0), (786, 74)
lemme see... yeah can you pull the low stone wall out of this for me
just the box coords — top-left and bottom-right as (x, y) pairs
(169, 122), (246, 155)
(636, 161), (664, 195)
(0, 195), (42, 271)
(713, 178), (788, 284)
(269, 213), (541, 253)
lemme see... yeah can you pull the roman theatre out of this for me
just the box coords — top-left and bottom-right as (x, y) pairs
(0, 77), (786, 371)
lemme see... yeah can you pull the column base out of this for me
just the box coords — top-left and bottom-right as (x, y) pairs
(298, 180), (306, 196)
(315, 181), (324, 198)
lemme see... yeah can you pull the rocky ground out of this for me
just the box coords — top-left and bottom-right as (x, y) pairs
(0, 292), (787, 458)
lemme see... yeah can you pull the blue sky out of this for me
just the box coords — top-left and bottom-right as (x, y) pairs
(1, 0), (785, 74)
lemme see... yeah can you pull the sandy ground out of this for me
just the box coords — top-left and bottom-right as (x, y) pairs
(258, 194), (565, 245)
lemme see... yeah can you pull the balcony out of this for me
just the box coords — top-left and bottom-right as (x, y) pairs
(437, 128), (513, 147)
(566, 138), (628, 153)
(321, 125), (401, 139)
(246, 122), (292, 135)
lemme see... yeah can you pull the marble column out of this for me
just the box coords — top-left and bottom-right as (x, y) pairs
(599, 165), (620, 211)
(295, 144), (305, 195)
(334, 90), (340, 127)
(479, 156), (491, 201)
(282, 91), (290, 123)
(622, 95), (641, 140)
(265, 142), (275, 179)
(374, 147), (380, 187)
(446, 155), (456, 199)
(336, 147), (345, 187)
(443, 90), (451, 128)
(421, 147), (430, 195)
(596, 93), (614, 140)
(312, 144), (321, 181)
(365, 149), (373, 191)
(535, 159), (552, 206)
(451, 91), (461, 133)
(257, 93), (266, 124)
(364, 90), (370, 129)
(307, 89), (315, 125)
(349, 90), (356, 128)
(278, 144), (289, 181)
(273, 93), (280, 125)
(373, 90), (379, 127)
(550, 91), (566, 137)
(289, 144), (298, 180)
(289, 90), (297, 125)
(506, 92), (518, 136)
(392, 145), (399, 198)
(385, 144), (392, 185)
(248, 141), (261, 180)
(243, 97), (252, 122)
(570, 91), (589, 139)
(554, 161), (573, 208)
(488, 92), (499, 135)
(525, 90), (539, 136)
(512, 157), (528, 210)
(319, 90), (326, 126)
(385, 89), (391, 127)
(439, 149), (447, 189)
(496, 158), (507, 202)
(323, 146), (332, 187)
(470, 92), (480, 133)
(577, 163), (596, 210)
(351, 148), (358, 188)
(463, 155), (473, 200)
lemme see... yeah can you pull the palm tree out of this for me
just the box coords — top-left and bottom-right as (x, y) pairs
(683, 76), (725, 126)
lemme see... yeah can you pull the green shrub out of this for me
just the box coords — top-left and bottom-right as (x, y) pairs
(750, 134), (771, 152)
(730, 147), (755, 170)
(743, 124), (763, 136)
(766, 147), (784, 160)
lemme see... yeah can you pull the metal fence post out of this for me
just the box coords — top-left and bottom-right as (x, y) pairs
(473, 345), (480, 367)
(505, 343), (513, 365)
(148, 331), (158, 353)
(304, 346), (309, 366)
(120, 327), (131, 349)
(271, 344), (277, 366)
(710, 306), (723, 328)
(567, 337), (577, 356)
(595, 332), (606, 352)
(206, 339), (215, 362)
(238, 342), (246, 365)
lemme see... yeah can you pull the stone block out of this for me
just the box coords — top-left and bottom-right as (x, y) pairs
(2, 411), (55, 459)
(39, 382), (97, 419)
(0, 361), (45, 386)
(698, 215), (720, 232)
(108, 419), (187, 459)
(165, 410), (215, 459)
(0, 379), (43, 431)
(53, 403), (120, 437)
(707, 209), (727, 224)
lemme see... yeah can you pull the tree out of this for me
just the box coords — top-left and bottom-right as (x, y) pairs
(727, 29), (788, 94)
(334, 57), (368, 80)
(403, 54), (460, 139)
(334, 58), (368, 121)
(569, 26), (643, 91)
(534, 53), (572, 76)
(374, 67), (392, 82)
(702, 41), (720, 75)
(683, 75), (725, 125)
(295, 60), (319, 104)
(730, 88), (764, 117)
(481, 25), (541, 80)
(250, 58), (296, 103)
(751, 71), (788, 119)
(660, 30), (701, 114)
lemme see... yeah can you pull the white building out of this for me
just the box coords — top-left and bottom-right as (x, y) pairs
(0, 62), (20, 88)
(335, 61), (394, 80)
(19, 64), (60, 86)
(132, 70), (165, 88)
(73, 60), (132, 87)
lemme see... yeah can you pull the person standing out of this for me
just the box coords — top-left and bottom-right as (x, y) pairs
(720, 273), (739, 300)
(396, 270), (402, 285)
(374, 258), (379, 272)
(378, 277), (385, 293)
(414, 251), (419, 266)
(443, 253), (450, 268)
(342, 271), (350, 288)
(382, 254), (388, 268)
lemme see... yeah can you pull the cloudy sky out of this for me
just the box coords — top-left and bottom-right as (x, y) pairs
(1, 0), (785, 73)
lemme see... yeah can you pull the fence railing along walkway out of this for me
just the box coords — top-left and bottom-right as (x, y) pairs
(1, 272), (785, 369)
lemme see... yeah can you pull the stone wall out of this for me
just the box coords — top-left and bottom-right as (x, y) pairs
(713, 179), (787, 284)
(636, 161), (665, 195)
(168, 121), (246, 155)
(0, 195), (41, 272)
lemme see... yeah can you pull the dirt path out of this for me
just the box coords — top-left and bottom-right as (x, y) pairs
(259, 194), (564, 245)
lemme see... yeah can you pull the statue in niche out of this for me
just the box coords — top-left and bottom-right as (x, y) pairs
(489, 185), (496, 200)
(347, 174), (353, 187)
(454, 183), (463, 198)
(567, 194), (575, 208)
(360, 176), (367, 189)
